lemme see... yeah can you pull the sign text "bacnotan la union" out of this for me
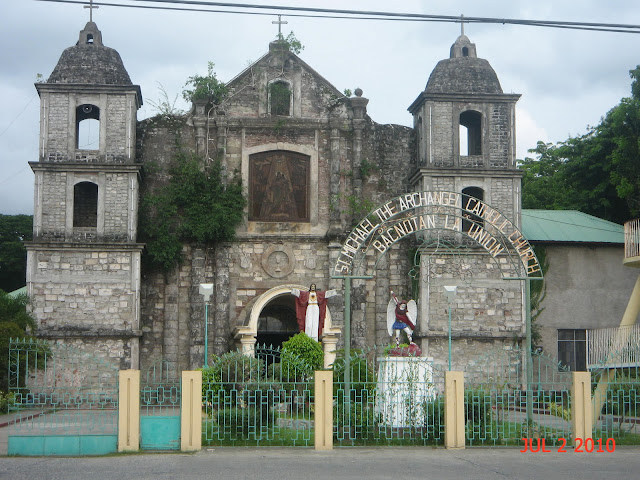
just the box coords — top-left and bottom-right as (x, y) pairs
(335, 191), (541, 276)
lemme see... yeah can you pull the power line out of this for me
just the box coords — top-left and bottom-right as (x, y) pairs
(35, 0), (640, 34)
(0, 94), (38, 140)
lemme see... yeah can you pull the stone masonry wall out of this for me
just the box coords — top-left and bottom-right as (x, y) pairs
(417, 253), (524, 360)
(40, 171), (67, 235)
(44, 93), (71, 162)
(103, 171), (132, 238)
(430, 102), (454, 167)
(489, 103), (510, 168)
(105, 95), (128, 162)
(30, 249), (138, 332)
(490, 177), (517, 224)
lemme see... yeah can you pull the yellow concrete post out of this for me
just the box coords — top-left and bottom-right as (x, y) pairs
(572, 371), (593, 447)
(118, 369), (140, 452)
(181, 370), (203, 452)
(444, 371), (465, 449)
(314, 370), (333, 450)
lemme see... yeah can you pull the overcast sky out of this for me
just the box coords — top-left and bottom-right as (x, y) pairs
(2, 0), (640, 215)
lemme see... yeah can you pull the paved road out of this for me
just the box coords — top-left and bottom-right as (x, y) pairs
(1, 446), (639, 480)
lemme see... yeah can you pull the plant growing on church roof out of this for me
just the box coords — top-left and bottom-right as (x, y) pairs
(147, 82), (183, 117)
(139, 151), (246, 272)
(277, 31), (304, 55)
(182, 62), (228, 107)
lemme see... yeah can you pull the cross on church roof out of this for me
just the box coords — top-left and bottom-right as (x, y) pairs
(460, 14), (465, 35)
(84, 0), (99, 23)
(272, 15), (288, 38)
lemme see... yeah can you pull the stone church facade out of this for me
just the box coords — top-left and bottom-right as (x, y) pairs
(26, 21), (527, 374)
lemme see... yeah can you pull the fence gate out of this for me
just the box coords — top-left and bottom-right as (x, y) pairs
(140, 361), (181, 450)
(7, 338), (119, 455)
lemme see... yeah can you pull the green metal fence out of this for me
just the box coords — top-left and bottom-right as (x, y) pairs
(7, 338), (119, 455)
(333, 349), (445, 446)
(463, 346), (572, 447)
(591, 349), (640, 445)
(202, 345), (315, 447)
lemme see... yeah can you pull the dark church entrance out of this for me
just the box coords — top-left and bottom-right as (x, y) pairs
(256, 295), (299, 350)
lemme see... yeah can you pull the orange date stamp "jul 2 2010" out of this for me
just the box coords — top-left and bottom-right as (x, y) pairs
(520, 437), (616, 453)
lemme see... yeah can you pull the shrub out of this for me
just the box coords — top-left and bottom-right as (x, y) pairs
(422, 395), (445, 443)
(212, 351), (265, 392)
(0, 391), (15, 414)
(334, 399), (380, 441)
(182, 61), (228, 107)
(548, 401), (571, 421)
(281, 332), (323, 376)
(200, 364), (223, 406)
(332, 349), (376, 400)
(215, 406), (270, 438)
(465, 389), (492, 427)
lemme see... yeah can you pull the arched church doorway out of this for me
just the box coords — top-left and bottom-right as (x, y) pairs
(255, 294), (298, 349)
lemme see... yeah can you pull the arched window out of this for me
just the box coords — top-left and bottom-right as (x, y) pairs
(73, 181), (98, 228)
(76, 104), (100, 150)
(462, 186), (484, 233)
(462, 46), (469, 57)
(86, 33), (94, 44)
(269, 80), (292, 116)
(459, 110), (482, 156)
(249, 150), (310, 222)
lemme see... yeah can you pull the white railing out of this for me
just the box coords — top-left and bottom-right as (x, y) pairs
(625, 219), (640, 259)
(587, 323), (640, 369)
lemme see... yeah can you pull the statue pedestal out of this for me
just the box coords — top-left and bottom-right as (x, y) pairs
(375, 356), (435, 427)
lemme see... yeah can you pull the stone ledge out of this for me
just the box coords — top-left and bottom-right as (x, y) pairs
(37, 328), (143, 339)
(416, 331), (524, 340)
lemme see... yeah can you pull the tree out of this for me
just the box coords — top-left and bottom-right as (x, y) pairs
(519, 142), (574, 211)
(520, 66), (640, 224)
(0, 215), (33, 292)
(0, 290), (37, 392)
(606, 66), (640, 217)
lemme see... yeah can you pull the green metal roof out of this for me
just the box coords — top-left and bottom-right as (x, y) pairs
(521, 210), (624, 244)
(7, 286), (27, 298)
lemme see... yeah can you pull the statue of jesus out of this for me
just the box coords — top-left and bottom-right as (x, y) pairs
(291, 284), (339, 341)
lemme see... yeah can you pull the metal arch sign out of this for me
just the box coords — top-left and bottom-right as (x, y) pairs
(334, 191), (542, 278)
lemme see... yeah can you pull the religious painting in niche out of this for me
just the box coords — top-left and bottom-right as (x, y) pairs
(249, 150), (309, 222)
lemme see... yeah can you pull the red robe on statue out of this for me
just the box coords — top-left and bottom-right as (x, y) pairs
(294, 290), (328, 338)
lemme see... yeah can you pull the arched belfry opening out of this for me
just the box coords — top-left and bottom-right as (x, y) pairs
(256, 294), (298, 349)
(459, 110), (482, 156)
(76, 104), (100, 150)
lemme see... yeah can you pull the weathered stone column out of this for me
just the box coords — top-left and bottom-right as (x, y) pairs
(328, 120), (342, 237)
(213, 244), (231, 355)
(193, 99), (208, 156)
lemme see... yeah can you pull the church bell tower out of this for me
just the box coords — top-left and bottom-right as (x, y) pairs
(406, 33), (525, 369)
(26, 20), (144, 368)
(408, 33), (521, 220)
